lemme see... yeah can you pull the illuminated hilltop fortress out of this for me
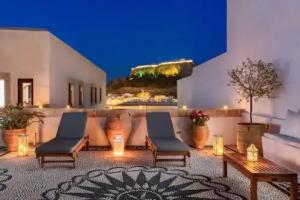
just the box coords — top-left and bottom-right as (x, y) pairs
(130, 59), (194, 78)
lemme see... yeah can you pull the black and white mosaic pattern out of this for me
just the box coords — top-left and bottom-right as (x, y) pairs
(0, 169), (11, 192)
(0, 150), (292, 199)
(42, 166), (247, 200)
(271, 182), (300, 199)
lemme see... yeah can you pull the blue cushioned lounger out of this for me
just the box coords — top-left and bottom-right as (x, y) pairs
(146, 112), (191, 166)
(35, 112), (89, 168)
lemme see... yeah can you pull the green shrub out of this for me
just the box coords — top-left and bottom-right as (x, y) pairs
(0, 105), (44, 130)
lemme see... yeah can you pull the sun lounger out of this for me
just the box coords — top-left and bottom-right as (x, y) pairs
(146, 112), (191, 166)
(35, 112), (89, 168)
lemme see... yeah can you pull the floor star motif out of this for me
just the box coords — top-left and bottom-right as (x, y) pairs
(41, 166), (247, 200)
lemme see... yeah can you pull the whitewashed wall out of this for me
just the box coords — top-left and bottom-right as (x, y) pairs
(21, 111), (241, 147)
(48, 34), (106, 108)
(0, 28), (106, 108)
(178, 0), (300, 119)
(0, 29), (50, 105)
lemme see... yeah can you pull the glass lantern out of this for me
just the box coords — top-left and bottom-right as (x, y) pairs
(113, 134), (124, 156)
(18, 133), (29, 156)
(247, 144), (258, 162)
(213, 135), (224, 156)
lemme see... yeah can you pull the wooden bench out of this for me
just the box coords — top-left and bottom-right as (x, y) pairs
(223, 152), (298, 200)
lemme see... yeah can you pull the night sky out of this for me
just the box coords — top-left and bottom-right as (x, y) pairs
(0, 0), (227, 80)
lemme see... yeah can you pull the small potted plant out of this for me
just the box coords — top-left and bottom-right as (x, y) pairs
(190, 109), (210, 148)
(228, 58), (282, 153)
(0, 105), (44, 152)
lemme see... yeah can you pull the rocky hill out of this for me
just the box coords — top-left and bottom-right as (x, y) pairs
(107, 59), (194, 104)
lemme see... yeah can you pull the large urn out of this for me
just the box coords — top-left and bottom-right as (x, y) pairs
(105, 110), (132, 147)
(192, 125), (209, 149)
(2, 129), (26, 152)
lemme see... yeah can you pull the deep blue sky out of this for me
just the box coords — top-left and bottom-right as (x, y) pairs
(0, 0), (226, 80)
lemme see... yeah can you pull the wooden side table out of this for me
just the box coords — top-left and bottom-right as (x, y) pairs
(223, 153), (298, 200)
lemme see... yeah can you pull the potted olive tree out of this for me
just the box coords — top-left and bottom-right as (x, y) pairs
(0, 105), (44, 152)
(229, 58), (281, 153)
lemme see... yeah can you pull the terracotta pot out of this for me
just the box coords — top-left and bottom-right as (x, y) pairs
(1, 129), (26, 152)
(105, 110), (132, 147)
(192, 125), (209, 148)
(237, 123), (268, 155)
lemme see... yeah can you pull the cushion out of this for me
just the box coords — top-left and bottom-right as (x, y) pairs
(56, 112), (87, 139)
(35, 138), (83, 154)
(280, 110), (300, 139)
(146, 112), (175, 138)
(263, 133), (300, 149)
(150, 138), (190, 152)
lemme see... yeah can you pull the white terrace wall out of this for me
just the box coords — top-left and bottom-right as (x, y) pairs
(24, 109), (241, 147)
(178, 0), (300, 119)
(0, 109), (242, 147)
(48, 34), (106, 108)
(0, 29), (50, 105)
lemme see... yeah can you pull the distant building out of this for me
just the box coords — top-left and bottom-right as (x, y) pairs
(132, 59), (193, 70)
(130, 59), (194, 78)
(0, 28), (106, 108)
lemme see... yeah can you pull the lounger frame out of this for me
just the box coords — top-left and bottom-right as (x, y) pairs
(145, 136), (190, 167)
(36, 136), (89, 168)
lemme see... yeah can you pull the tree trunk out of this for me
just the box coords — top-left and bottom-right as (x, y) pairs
(250, 95), (253, 124)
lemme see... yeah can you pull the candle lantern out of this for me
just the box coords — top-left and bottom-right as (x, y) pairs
(113, 134), (124, 156)
(247, 144), (258, 162)
(18, 133), (29, 156)
(213, 135), (224, 155)
(37, 102), (43, 109)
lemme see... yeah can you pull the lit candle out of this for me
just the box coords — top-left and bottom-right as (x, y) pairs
(182, 105), (187, 110)
(223, 105), (228, 110)
(18, 133), (28, 156)
(213, 135), (224, 156)
(113, 134), (124, 156)
(247, 144), (258, 162)
(66, 105), (71, 109)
